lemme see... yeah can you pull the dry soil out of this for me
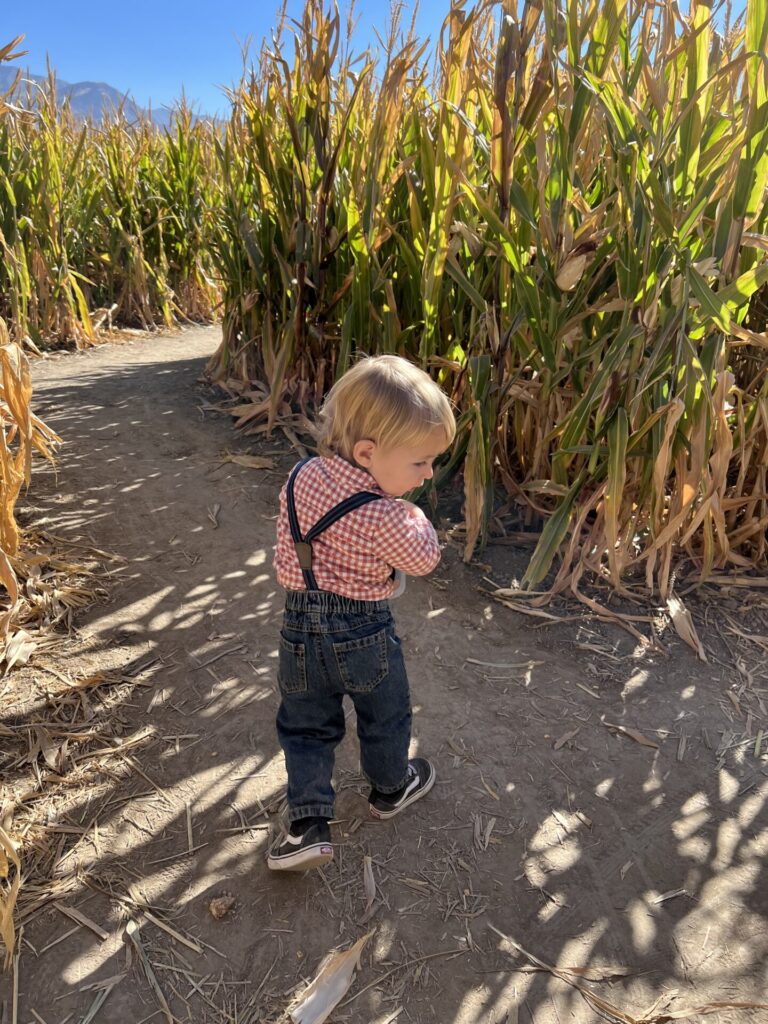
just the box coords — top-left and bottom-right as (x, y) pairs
(2, 326), (767, 1024)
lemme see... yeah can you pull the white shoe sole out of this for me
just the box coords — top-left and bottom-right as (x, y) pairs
(369, 762), (436, 820)
(267, 842), (333, 871)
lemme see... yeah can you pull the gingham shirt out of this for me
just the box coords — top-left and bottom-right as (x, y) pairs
(274, 456), (441, 600)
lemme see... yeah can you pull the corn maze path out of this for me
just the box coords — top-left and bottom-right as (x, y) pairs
(3, 326), (767, 1023)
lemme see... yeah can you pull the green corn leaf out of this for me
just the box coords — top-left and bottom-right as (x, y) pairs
(522, 473), (585, 588)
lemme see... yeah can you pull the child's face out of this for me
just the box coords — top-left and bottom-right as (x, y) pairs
(353, 427), (448, 497)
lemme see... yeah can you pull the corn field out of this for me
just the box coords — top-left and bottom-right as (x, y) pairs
(209, 0), (768, 614)
(0, 52), (220, 346)
(2, 0), (768, 623)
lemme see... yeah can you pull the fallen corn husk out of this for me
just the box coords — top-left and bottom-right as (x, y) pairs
(289, 930), (374, 1024)
(666, 593), (707, 662)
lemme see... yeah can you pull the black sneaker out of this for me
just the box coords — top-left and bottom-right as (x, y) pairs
(267, 817), (333, 871)
(369, 758), (436, 820)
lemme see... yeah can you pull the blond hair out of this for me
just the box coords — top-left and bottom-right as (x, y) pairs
(317, 355), (456, 460)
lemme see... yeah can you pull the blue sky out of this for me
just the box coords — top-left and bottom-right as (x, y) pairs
(1, 1), (449, 117)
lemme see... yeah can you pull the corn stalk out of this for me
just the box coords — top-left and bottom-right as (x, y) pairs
(208, 0), (768, 606)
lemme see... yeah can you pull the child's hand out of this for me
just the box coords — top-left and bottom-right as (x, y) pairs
(376, 498), (441, 576)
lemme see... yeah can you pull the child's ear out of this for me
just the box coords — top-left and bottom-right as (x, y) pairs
(352, 439), (375, 468)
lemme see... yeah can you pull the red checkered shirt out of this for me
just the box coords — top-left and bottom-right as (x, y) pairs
(274, 456), (442, 600)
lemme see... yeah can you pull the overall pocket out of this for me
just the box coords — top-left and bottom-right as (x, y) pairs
(278, 635), (308, 695)
(333, 628), (389, 693)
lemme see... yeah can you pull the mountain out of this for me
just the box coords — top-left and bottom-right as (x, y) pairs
(0, 66), (174, 127)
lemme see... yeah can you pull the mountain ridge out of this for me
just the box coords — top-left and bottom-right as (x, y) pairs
(0, 66), (174, 126)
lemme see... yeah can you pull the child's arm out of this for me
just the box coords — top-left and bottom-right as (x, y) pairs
(371, 500), (442, 576)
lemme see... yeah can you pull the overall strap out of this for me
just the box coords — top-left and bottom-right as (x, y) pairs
(305, 491), (382, 541)
(286, 457), (382, 591)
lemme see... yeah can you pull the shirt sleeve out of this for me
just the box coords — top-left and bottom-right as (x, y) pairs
(371, 500), (441, 576)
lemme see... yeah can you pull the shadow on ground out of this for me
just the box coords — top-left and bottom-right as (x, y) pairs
(1, 327), (766, 1023)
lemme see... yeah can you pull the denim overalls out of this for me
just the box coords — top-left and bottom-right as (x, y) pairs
(276, 458), (412, 822)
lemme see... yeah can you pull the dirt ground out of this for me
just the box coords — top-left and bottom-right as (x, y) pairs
(1, 325), (767, 1024)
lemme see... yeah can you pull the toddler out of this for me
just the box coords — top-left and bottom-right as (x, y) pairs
(268, 354), (455, 870)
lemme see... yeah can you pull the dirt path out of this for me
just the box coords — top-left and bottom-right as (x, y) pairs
(2, 326), (767, 1023)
